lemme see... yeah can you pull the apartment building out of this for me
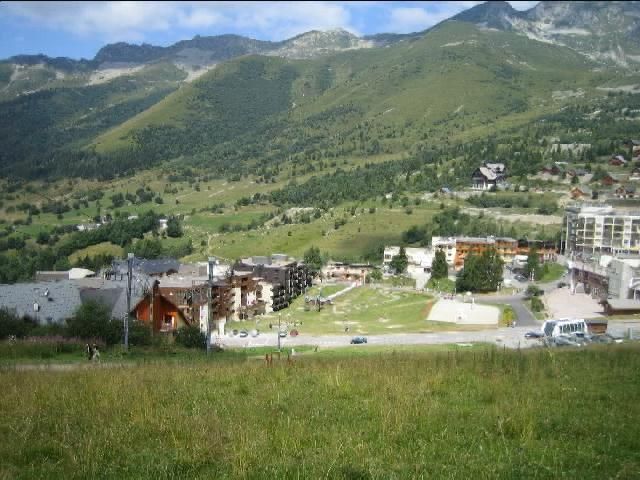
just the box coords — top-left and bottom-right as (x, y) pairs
(563, 205), (640, 256)
(233, 255), (313, 311)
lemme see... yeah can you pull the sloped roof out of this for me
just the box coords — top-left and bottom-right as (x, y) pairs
(0, 281), (82, 324)
(112, 258), (181, 276)
(606, 299), (640, 311)
(476, 166), (498, 180)
(485, 162), (505, 171)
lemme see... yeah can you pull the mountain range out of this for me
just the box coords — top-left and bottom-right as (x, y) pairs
(1, 1), (640, 180)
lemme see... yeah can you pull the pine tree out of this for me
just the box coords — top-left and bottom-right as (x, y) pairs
(390, 246), (409, 275)
(431, 250), (448, 279)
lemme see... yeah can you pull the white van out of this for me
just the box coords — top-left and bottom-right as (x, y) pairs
(542, 318), (589, 338)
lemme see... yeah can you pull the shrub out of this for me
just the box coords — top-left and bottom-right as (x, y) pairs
(128, 321), (152, 346)
(0, 307), (36, 339)
(530, 297), (544, 312)
(525, 285), (543, 298)
(66, 301), (121, 345)
(175, 326), (206, 349)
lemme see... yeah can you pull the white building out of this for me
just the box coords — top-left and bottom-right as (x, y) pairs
(383, 246), (434, 288)
(431, 237), (457, 266)
(563, 204), (640, 256)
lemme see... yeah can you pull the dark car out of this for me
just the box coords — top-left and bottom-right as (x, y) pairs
(350, 336), (368, 344)
(514, 274), (528, 282)
(557, 281), (568, 288)
(524, 331), (544, 339)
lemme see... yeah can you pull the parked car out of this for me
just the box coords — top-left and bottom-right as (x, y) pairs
(514, 274), (528, 282)
(524, 331), (544, 339)
(239, 330), (248, 338)
(557, 281), (568, 288)
(278, 331), (287, 338)
(350, 336), (368, 344)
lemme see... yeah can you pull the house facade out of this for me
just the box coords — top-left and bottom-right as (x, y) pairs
(321, 262), (374, 283)
(471, 162), (506, 190)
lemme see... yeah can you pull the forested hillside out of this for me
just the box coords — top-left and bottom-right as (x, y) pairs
(0, 20), (609, 180)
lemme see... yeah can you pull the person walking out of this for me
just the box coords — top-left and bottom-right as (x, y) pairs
(86, 343), (93, 361)
(91, 344), (101, 362)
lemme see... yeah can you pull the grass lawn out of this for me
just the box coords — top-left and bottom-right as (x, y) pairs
(536, 263), (566, 283)
(289, 286), (434, 335)
(306, 283), (350, 298)
(235, 285), (493, 335)
(1, 345), (640, 478)
(68, 242), (124, 263)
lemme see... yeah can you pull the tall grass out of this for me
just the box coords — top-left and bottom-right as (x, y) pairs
(0, 337), (98, 361)
(1, 346), (639, 478)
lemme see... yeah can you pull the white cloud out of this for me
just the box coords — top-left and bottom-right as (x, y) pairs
(387, 7), (450, 34)
(509, 1), (540, 11)
(2, 1), (540, 45)
(4, 1), (353, 42)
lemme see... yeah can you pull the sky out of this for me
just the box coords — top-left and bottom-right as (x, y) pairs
(0, 1), (539, 60)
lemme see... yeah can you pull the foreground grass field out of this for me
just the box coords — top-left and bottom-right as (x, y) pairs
(1, 345), (639, 479)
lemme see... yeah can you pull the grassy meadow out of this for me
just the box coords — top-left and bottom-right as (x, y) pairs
(230, 285), (464, 335)
(1, 345), (639, 479)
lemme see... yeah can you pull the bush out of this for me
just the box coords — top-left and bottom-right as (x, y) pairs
(175, 326), (206, 349)
(525, 285), (543, 298)
(128, 321), (152, 346)
(530, 297), (544, 312)
(0, 307), (36, 339)
(66, 301), (121, 345)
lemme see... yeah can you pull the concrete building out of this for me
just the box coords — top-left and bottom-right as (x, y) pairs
(432, 237), (456, 266)
(233, 255), (312, 311)
(563, 204), (640, 256)
(453, 236), (517, 271)
(321, 262), (374, 284)
(568, 255), (640, 304)
(383, 246), (434, 289)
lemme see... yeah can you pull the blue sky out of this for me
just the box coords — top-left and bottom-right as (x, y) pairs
(0, 1), (539, 60)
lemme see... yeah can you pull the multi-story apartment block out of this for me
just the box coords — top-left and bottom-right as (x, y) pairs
(234, 255), (313, 311)
(563, 205), (640, 256)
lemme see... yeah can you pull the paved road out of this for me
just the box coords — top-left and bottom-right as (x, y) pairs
(477, 295), (538, 327)
(219, 326), (539, 350)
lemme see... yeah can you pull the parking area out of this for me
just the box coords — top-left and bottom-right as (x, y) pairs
(545, 287), (604, 318)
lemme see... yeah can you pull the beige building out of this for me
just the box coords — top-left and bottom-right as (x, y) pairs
(563, 204), (640, 256)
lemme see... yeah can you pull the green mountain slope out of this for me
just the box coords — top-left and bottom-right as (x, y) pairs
(87, 21), (603, 178)
(0, 17), (625, 181)
(0, 62), (186, 178)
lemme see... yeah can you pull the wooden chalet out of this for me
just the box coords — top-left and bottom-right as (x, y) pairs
(601, 173), (621, 186)
(569, 186), (592, 200)
(614, 184), (637, 199)
(132, 281), (191, 334)
(471, 162), (506, 190)
(609, 155), (627, 166)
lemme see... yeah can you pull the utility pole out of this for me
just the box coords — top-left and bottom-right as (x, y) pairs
(207, 257), (215, 354)
(125, 252), (134, 351)
(277, 313), (282, 352)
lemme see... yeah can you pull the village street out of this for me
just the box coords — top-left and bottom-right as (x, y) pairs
(220, 326), (539, 350)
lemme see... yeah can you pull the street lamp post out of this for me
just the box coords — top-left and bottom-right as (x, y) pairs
(125, 252), (134, 351)
(207, 257), (215, 354)
(277, 313), (282, 352)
